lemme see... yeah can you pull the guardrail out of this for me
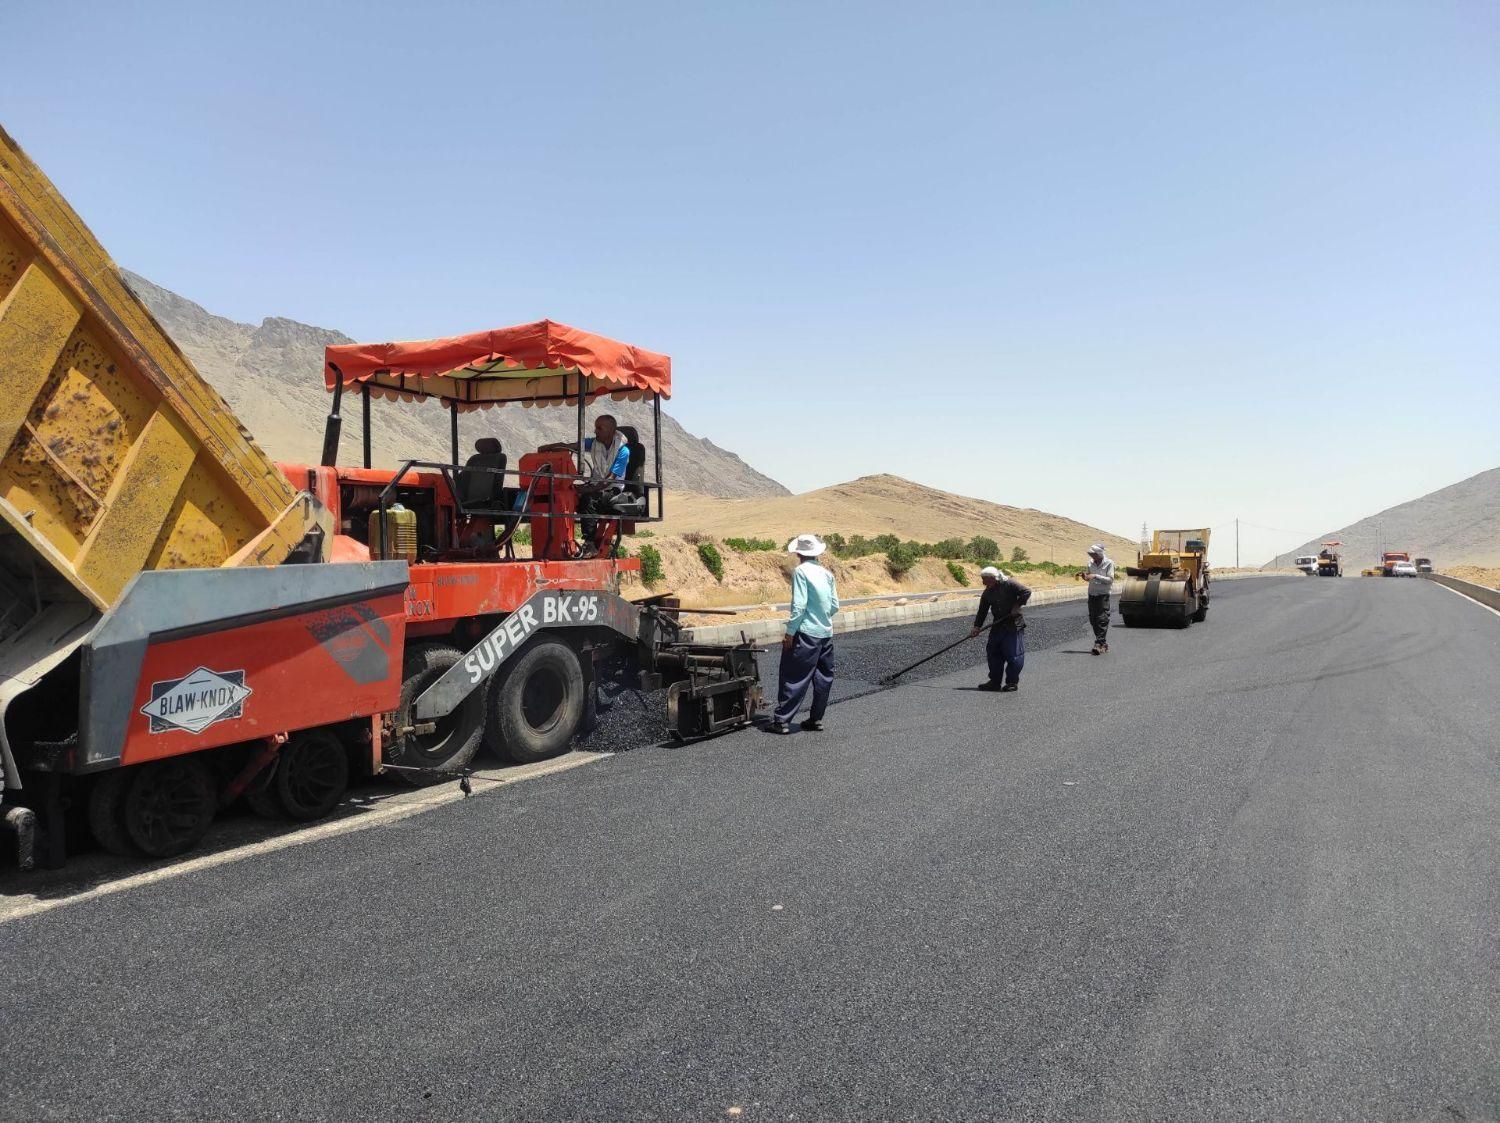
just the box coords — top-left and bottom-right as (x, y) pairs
(682, 569), (1297, 644)
(1422, 573), (1500, 613)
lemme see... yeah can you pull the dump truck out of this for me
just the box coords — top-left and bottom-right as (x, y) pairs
(1415, 557), (1433, 574)
(1294, 555), (1318, 575)
(1119, 529), (1210, 628)
(1381, 551), (1411, 577)
(0, 126), (760, 868)
(1315, 541), (1342, 577)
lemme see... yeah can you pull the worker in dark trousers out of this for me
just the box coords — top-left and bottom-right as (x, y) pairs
(1083, 544), (1116, 654)
(969, 566), (1031, 692)
(771, 533), (840, 734)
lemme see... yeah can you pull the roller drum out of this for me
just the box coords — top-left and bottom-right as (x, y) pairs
(1119, 573), (1194, 627)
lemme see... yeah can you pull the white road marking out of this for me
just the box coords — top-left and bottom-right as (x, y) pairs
(1431, 581), (1500, 621)
(0, 751), (605, 926)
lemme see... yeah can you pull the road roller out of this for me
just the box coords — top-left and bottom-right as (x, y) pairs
(1119, 529), (1211, 628)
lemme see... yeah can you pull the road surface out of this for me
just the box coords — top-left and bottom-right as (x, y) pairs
(2, 576), (1497, 1121)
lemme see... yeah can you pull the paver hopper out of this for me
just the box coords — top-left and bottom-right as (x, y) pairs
(1119, 529), (1211, 628)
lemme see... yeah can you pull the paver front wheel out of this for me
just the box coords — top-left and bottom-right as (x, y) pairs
(87, 770), (138, 857)
(122, 758), (216, 859)
(274, 731), (350, 821)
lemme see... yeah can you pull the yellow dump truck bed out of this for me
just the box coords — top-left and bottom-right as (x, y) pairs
(0, 126), (317, 611)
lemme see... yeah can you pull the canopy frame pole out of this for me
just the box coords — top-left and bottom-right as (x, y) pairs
(361, 384), (372, 469)
(320, 368), (344, 467)
(575, 374), (586, 470)
(449, 400), (459, 466)
(653, 392), (663, 519)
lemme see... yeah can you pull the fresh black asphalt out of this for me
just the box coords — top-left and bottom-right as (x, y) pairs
(3, 577), (1497, 1121)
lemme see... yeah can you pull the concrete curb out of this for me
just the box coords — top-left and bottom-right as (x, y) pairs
(681, 570), (1296, 644)
(1422, 573), (1500, 613)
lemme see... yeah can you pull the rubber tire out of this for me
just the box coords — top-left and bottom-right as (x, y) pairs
(245, 778), (284, 819)
(87, 770), (139, 857)
(487, 638), (586, 765)
(274, 731), (350, 821)
(388, 644), (485, 786)
(1191, 603), (1209, 623)
(122, 757), (216, 859)
(1121, 615), (1141, 628)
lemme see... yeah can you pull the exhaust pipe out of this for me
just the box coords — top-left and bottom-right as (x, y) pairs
(4, 805), (36, 871)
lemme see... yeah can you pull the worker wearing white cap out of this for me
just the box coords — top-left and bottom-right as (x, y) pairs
(771, 533), (840, 734)
(1083, 544), (1116, 654)
(969, 565), (1031, 692)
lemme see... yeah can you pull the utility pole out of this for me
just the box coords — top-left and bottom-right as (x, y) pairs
(1236, 518), (1240, 568)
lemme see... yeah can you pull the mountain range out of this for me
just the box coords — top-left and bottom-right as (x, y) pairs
(122, 272), (790, 499)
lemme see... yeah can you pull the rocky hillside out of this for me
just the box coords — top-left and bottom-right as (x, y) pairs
(659, 474), (1137, 564)
(1269, 466), (1500, 570)
(122, 272), (788, 499)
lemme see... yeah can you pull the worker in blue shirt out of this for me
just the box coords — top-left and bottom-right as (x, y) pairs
(771, 533), (840, 735)
(541, 414), (630, 557)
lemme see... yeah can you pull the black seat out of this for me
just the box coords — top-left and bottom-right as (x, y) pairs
(610, 426), (647, 515)
(457, 437), (510, 514)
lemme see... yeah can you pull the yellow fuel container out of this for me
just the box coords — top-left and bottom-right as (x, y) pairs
(368, 504), (417, 563)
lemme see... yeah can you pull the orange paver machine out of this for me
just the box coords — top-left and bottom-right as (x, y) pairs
(0, 128), (759, 868)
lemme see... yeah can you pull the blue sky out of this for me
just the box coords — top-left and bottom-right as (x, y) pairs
(8, 1), (1497, 564)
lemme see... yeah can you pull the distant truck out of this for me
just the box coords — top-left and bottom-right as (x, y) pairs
(1381, 551), (1411, 576)
(1295, 555), (1319, 575)
(1415, 557), (1433, 573)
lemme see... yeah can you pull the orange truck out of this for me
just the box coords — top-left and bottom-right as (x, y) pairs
(1381, 551), (1411, 576)
(0, 127), (759, 868)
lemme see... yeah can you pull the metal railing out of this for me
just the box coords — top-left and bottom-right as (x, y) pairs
(372, 459), (663, 562)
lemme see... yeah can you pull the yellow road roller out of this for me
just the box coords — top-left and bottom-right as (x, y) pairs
(1119, 529), (1211, 628)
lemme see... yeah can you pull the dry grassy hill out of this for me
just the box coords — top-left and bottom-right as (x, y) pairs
(1269, 466), (1500, 570)
(659, 474), (1135, 563)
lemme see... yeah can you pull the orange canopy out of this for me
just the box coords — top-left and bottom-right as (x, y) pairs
(324, 319), (671, 411)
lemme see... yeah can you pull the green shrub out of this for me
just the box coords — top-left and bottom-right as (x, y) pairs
(1010, 546), (1030, 563)
(634, 528), (655, 538)
(966, 536), (999, 563)
(697, 542), (725, 581)
(681, 531), (709, 546)
(512, 526), (532, 546)
(638, 544), (664, 586)
(885, 542), (920, 578)
(823, 532), (847, 555)
(724, 536), (778, 553)
(946, 560), (969, 585)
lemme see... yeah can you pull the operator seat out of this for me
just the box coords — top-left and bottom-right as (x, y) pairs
(611, 426), (648, 516)
(457, 437), (510, 514)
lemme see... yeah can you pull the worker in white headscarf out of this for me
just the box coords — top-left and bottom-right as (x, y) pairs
(969, 566), (1031, 691)
(1083, 544), (1116, 654)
